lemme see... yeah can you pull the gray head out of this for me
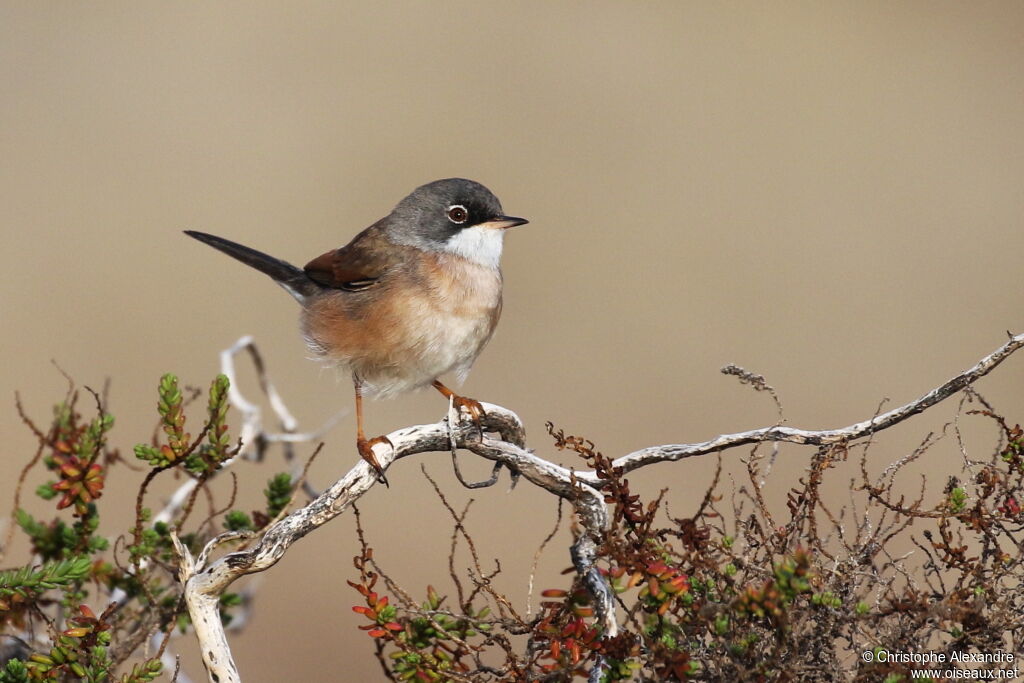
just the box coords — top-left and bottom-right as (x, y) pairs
(386, 178), (527, 266)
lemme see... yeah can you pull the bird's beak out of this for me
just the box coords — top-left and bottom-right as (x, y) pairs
(477, 215), (529, 230)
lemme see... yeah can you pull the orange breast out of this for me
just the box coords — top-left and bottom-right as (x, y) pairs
(300, 251), (502, 396)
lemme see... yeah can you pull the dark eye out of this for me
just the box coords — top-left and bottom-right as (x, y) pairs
(446, 205), (468, 224)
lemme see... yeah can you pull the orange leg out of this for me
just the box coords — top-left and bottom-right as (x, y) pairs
(354, 380), (392, 485)
(432, 380), (487, 431)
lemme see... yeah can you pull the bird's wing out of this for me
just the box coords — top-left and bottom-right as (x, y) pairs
(303, 222), (400, 291)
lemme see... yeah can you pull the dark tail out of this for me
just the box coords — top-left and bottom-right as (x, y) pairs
(184, 230), (321, 302)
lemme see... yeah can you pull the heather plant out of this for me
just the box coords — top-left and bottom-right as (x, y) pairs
(2, 334), (1022, 681)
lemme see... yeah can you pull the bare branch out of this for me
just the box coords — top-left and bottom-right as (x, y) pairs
(610, 331), (1024, 475)
(175, 331), (1024, 682)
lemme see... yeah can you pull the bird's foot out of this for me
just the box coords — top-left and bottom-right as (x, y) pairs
(357, 435), (393, 486)
(451, 395), (487, 437)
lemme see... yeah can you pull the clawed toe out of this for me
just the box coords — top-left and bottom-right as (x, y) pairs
(452, 396), (487, 437)
(431, 380), (488, 438)
(454, 396), (486, 426)
(357, 435), (393, 486)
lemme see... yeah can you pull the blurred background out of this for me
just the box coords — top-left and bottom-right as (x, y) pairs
(2, 2), (1023, 680)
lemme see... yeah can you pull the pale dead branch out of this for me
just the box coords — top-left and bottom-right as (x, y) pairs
(176, 331), (1024, 682)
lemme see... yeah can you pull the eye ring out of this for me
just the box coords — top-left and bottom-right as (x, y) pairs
(446, 204), (469, 224)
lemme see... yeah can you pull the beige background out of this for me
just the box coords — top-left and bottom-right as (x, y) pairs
(2, 2), (1023, 681)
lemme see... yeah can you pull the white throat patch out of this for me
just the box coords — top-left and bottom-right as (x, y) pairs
(443, 225), (505, 268)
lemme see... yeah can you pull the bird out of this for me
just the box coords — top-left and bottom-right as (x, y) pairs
(185, 178), (527, 484)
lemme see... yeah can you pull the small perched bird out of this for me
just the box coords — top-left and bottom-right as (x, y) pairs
(185, 178), (527, 483)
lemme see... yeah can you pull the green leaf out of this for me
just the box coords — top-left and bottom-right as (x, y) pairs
(0, 658), (30, 683)
(223, 510), (253, 532)
(0, 556), (92, 600)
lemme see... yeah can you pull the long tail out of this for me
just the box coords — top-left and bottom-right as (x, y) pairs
(184, 230), (321, 302)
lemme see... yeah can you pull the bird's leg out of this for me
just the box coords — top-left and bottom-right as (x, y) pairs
(354, 380), (392, 486)
(432, 380), (486, 435)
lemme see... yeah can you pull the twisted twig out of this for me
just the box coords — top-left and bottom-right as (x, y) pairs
(175, 331), (1024, 682)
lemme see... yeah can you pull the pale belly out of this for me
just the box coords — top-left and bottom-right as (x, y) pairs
(302, 256), (503, 398)
(367, 301), (498, 394)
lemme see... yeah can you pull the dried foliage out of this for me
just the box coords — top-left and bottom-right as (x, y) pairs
(0, 374), (302, 682)
(3, 348), (1023, 682)
(346, 415), (1024, 682)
